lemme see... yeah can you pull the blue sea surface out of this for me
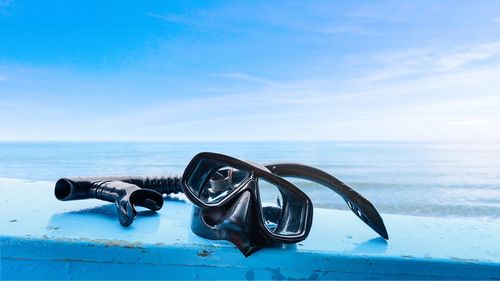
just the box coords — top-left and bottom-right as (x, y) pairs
(0, 141), (499, 220)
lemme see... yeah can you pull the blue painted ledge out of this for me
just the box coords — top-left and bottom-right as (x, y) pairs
(1, 178), (499, 280)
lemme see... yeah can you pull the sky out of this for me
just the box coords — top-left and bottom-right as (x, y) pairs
(1, 0), (500, 141)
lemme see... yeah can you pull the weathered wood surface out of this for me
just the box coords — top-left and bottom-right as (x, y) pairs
(1, 178), (499, 280)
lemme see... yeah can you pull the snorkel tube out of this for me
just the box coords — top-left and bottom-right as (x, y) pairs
(54, 176), (182, 226)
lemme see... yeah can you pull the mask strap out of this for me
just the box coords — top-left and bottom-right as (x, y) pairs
(266, 163), (388, 240)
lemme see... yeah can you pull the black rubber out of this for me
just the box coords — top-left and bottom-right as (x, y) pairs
(54, 176), (182, 226)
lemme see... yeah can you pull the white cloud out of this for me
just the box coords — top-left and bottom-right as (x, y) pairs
(214, 72), (276, 86)
(148, 6), (377, 36)
(306, 25), (376, 35)
(146, 13), (258, 34)
(346, 5), (408, 22)
(446, 120), (486, 126)
(353, 41), (500, 83)
(2, 40), (500, 141)
(434, 42), (500, 71)
(0, 0), (12, 15)
(0, 0), (11, 9)
(61, 65), (499, 141)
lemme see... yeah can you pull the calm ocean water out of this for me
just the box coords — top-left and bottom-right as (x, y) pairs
(1, 141), (499, 220)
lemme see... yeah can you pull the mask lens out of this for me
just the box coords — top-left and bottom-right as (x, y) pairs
(258, 178), (308, 237)
(258, 178), (284, 232)
(198, 166), (250, 204)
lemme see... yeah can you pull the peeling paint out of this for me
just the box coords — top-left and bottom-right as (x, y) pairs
(269, 268), (320, 280)
(197, 249), (212, 257)
(45, 226), (60, 230)
(450, 257), (480, 264)
(40, 235), (145, 250)
(245, 269), (255, 280)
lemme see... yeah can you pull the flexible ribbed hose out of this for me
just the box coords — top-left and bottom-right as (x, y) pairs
(138, 176), (183, 194)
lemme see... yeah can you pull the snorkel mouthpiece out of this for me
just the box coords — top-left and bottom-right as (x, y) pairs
(55, 178), (164, 227)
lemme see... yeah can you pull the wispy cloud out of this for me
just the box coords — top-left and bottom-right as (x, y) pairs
(3, 35), (500, 141)
(78, 60), (500, 140)
(355, 41), (500, 83)
(446, 120), (486, 126)
(214, 72), (277, 86)
(0, 0), (11, 9)
(0, 0), (12, 15)
(434, 43), (500, 71)
(147, 13), (218, 29)
(2, 2), (500, 141)
(346, 4), (408, 22)
(146, 12), (258, 34)
(148, 6), (376, 37)
(303, 25), (376, 35)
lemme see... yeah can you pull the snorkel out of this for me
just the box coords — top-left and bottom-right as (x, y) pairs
(54, 176), (182, 226)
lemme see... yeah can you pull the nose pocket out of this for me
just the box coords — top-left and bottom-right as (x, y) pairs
(224, 190), (254, 227)
(219, 190), (272, 256)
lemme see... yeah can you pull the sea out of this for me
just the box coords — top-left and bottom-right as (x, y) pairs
(1, 141), (499, 221)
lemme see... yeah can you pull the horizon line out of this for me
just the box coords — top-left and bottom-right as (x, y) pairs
(0, 139), (498, 143)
